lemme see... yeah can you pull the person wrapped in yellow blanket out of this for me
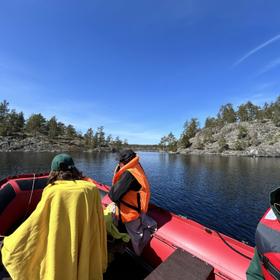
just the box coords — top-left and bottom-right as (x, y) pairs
(1, 153), (107, 280)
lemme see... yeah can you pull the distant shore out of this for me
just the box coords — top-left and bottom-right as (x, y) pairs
(0, 135), (159, 153)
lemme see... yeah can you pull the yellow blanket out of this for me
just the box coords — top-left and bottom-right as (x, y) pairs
(1, 180), (107, 280)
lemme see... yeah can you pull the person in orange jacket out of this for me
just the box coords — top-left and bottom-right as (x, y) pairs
(109, 149), (157, 256)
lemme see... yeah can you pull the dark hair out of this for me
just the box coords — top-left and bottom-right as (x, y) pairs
(118, 149), (136, 165)
(48, 167), (83, 185)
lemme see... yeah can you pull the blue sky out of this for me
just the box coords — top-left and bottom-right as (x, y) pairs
(0, 0), (280, 144)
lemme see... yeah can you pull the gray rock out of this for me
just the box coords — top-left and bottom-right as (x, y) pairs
(178, 120), (280, 157)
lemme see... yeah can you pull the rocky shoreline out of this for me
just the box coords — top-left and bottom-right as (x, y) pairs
(1, 120), (280, 157)
(0, 135), (105, 153)
(0, 135), (158, 153)
(177, 146), (280, 157)
(176, 120), (280, 157)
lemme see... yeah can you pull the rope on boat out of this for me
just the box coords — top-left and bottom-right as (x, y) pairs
(23, 173), (36, 220)
(215, 230), (252, 261)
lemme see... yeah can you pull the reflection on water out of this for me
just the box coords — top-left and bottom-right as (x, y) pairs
(1, 151), (280, 245)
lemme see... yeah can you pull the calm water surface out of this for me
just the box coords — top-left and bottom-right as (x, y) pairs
(1, 151), (280, 246)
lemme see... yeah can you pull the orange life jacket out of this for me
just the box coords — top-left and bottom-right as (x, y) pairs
(255, 208), (280, 280)
(112, 156), (150, 223)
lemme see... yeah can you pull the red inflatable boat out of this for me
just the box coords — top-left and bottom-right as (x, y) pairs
(0, 174), (254, 280)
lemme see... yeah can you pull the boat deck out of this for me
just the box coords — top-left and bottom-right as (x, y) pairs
(1, 238), (215, 280)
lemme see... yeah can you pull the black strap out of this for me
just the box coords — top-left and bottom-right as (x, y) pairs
(259, 252), (280, 280)
(137, 193), (141, 213)
(120, 194), (141, 213)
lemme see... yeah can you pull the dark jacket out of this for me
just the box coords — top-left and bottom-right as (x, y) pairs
(109, 171), (141, 203)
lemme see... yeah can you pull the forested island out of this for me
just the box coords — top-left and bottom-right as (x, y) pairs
(160, 96), (280, 157)
(1, 96), (280, 157)
(0, 100), (157, 152)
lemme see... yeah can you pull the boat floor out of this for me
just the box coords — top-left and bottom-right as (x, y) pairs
(0, 239), (151, 280)
(104, 250), (152, 280)
(0, 241), (214, 280)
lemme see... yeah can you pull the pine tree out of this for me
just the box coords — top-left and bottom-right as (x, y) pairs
(25, 114), (46, 136)
(47, 116), (58, 139)
(217, 103), (236, 124)
(0, 100), (10, 136)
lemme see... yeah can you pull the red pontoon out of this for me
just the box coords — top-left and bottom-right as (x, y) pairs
(0, 174), (254, 280)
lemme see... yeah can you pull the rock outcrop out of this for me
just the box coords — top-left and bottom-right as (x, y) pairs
(178, 120), (280, 157)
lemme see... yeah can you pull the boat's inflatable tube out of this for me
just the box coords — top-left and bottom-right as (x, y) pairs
(0, 174), (49, 235)
(0, 174), (254, 279)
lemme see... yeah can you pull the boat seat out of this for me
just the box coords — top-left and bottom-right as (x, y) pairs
(145, 249), (214, 280)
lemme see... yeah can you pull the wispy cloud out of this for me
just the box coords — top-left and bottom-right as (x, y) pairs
(233, 34), (280, 67)
(256, 57), (280, 76)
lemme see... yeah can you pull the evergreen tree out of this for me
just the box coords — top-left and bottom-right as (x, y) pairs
(204, 117), (220, 128)
(47, 116), (58, 139)
(25, 113), (46, 136)
(65, 124), (77, 138)
(237, 101), (259, 122)
(8, 110), (25, 134)
(0, 100), (10, 136)
(96, 126), (106, 147)
(159, 133), (177, 151)
(57, 122), (66, 136)
(217, 103), (237, 124)
(272, 96), (280, 126)
(166, 132), (177, 151)
(263, 102), (273, 119)
(159, 135), (168, 151)
(180, 118), (199, 148)
(84, 128), (94, 148)
(113, 136), (123, 150)
(106, 134), (113, 146)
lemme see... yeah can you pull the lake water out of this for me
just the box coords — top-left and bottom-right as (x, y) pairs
(1, 151), (280, 246)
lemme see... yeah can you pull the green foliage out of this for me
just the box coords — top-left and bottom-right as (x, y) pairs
(218, 136), (228, 152)
(263, 102), (274, 119)
(234, 140), (247, 151)
(25, 113), (46, 136)
(217, 103), (236, 124)
(0, 100), (127, 150)
(84, 128), (95, 148)
(238, 125), (248, 139)
(96, 126), (106, 147)
(113, 136), (123, 150)
(57, 122), (66, 136)
(159, 132), (177, 152)
(0, 100), (10, 136)
(237, 102), (260, 122)
(47, 116), (58, 139)
(179, 118), (199, 148)
(7, 110), (25, 135)
(271, 97), (280, 127)
(106, 134), (113, 146)
(204, 117), (221, 128)
(203, 128), (214, 144)
(65, 125), (77, 138)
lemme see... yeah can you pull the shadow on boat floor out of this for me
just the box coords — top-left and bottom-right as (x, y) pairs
(104, 250), (152, 280)
(0, 238), (150, 280)
(0, 251), (150, 280)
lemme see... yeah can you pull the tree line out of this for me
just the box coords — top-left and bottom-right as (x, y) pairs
(0, 100), (128, 150)
(159, 95), (280, 151)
